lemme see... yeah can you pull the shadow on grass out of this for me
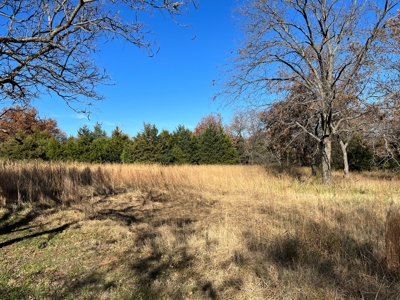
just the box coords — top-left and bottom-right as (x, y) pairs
(89, 206), (141, 226)
(0, 222), (76, 248)
(243, 216), (399, 300)
(0, 209), (12, 223)
(49, 271), (109, 300)
(266, 164), (312, 181)
(45, 215), (210, 299)
(0, 210), (40, 235)
(130, 248), (196, 297)
(124, 231), (224, 299)
(0, 284), (34, 300)
(66, 195), (223, 299)
(1, 189), (230, 299)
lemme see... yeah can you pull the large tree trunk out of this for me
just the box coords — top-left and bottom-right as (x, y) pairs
(321, 135), (332, 185)
(339, 140), (349, 179)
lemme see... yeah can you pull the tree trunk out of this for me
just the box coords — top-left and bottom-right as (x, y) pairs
(310, 142), (319, 177)
(321, 135), (332, 185)
(339, 140), (349, 179)
(311, 158), (317, 176)
(286, 150), (289, 166)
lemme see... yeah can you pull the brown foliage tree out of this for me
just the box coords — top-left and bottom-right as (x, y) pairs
(0, 106), (64, 143)
(193, 113), (223, 136)
(260, 85), (320, 174)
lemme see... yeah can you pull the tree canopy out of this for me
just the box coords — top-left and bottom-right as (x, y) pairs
(219, 0), (400, 184)
(0, 106), (64, 143)
(0, 0), (197, 112)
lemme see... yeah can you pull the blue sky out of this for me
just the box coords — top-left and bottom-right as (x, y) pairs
(30, 1), (241, 137)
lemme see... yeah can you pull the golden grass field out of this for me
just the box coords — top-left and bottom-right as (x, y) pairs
(1, 162), (400, 299)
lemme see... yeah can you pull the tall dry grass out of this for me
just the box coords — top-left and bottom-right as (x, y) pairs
(1, 161), (400, 299)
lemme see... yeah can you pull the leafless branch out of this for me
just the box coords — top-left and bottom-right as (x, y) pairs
(0, 0), (198, 113)
(217, 0), (400, 183)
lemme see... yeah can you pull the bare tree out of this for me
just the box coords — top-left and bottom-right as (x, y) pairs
(368, 98), (400, 169)
(0, 0), (197, 112)
(332, 94), (375, 177)
(260, 84), (372, 178)
(218, 0), (400, 184)
(225, 108), (273, 165)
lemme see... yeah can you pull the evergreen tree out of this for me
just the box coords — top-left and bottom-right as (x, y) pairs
(348, 135), (374, 171)
(86, 123), (109, 163)
(160, 129), (173, 148)
(22, 131), (50, 160)
(131, 123), (167, 164)
(0, 131), (51, 160)
(120, 144), (135, 163)
(76, 125), (95, 162)
(66, 123), (111, 163)
(46, 137), (63, 160)
(91, 137), (108, 163)
(198, 124), (238, 165)
(171, 145), (186, 164)
(105, 126), (131, 163)
(159, 129), (174, 164)
(60, 137), (80, 161)
(171, 125), (199, 164)
(92, 122), (108, 140)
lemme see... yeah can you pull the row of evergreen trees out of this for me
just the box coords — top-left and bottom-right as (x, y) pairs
(0, 122), (238, 165)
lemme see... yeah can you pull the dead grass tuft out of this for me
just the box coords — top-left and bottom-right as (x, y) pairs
(386, 204), (400, 275)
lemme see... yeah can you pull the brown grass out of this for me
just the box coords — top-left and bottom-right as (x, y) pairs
(386, 205), (400, 274)
(1, 162), (400, 299)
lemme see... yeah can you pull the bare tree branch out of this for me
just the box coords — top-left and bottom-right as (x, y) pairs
(0, 0), (197, 113)
(218, 0), (400, 184)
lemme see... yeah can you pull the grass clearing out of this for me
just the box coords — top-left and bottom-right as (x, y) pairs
(1, 163), (400, 299)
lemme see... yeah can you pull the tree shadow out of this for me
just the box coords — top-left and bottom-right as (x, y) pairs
(8, 222), (48, 233)
(242, 216), (400, 299)
(266, 164), (311, 181)
(201, 281), (218, 300)
(49, 271), (110, 300)
(0, 222), (76, 248)
(83, 193), (219, 299)
(1, 188), (226, 299)
(0, 210), (40, 235)
(88, 206), (142, 226)
(0, 209), (12, 223)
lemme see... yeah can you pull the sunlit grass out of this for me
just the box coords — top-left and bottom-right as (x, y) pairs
(1, 162), (400, 299)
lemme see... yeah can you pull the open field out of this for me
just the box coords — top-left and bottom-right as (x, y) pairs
(1, 162), (400, 299)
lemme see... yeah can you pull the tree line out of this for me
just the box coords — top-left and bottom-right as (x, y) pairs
(1, 105), (397, 173)
(0, 107), (238, 165)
